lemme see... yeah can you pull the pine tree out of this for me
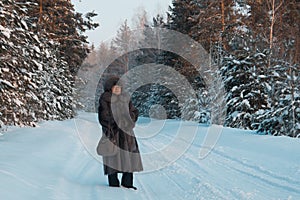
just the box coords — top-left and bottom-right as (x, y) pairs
(0, 0), (98, 128)
(130, 15), (170, 118)
(246, 0), (300, 65)
(163, 0), (300, 135)
(33, 0), (98, 75)
(109, 20), (137, 78)
(220, 52), (269, 130)
(181, 88), (211, 124)
(258, 62), (300, 137)
(1, 0), (72, 126)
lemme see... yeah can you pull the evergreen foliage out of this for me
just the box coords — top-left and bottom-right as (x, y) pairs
(0, 0), (98, 127)
(79, 0), (299, 137)
(258, 62), (300, 137)
(220, 51), (269, 130)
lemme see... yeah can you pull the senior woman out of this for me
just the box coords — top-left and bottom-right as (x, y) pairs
(98, 76), (143, 190)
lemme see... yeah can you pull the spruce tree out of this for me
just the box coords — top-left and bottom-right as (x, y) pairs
(32, 0), (98, 75)
(258, 62), (300, 137)
(0, 0), (98, 128)
(220, 52), (269, 130)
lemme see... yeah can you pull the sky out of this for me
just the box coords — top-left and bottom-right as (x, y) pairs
(71, 0), (172, 47)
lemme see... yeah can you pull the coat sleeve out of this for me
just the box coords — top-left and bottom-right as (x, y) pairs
(129, 101), (139, 122)
(98, 95), (115, 128)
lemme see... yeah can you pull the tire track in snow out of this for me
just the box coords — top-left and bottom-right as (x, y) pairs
(137, 157), (192, 199)
(139, 130), (229, 199)
(143, 131), (210, 192)
(161, 125), (300, 198)
(173, 148), (238, 199)
(138, 135), (193, 199)
(156, 131), (300, 199)
(136, 173), (170, 200)
(212, 147), (300, 185)
(190, 144), (300, 199)
(135, 178), (154, 200)
(0, 169), (38, 189)
(209, 148), (300, 196)
(47, 123), (108, 200)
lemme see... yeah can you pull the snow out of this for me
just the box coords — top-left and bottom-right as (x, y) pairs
(0, 24), (11, 39)
(241, 99), (251, 108)
(13, 98), (24, 106)
(0, 79), (15, 88)
(0, 111), (299, 200)
(33, 46), (41, 54)
(21, 19), (28, 30)
(232, 2), (251, 17)
(32, 60), (43, 71)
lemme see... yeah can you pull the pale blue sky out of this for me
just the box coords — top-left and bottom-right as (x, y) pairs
(71, 0), (172, 47)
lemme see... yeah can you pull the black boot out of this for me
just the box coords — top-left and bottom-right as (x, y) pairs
(108, 173), (120, 187)
(121, 173), (137, 190)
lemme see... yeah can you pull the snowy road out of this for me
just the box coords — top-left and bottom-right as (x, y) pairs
(0, 112), (299, 200)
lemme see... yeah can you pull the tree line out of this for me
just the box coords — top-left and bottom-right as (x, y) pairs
(81, 0), (299, 137)
(0, 0), (298, 137)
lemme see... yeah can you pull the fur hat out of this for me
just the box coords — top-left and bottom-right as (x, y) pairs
(104, 76), (122, 92)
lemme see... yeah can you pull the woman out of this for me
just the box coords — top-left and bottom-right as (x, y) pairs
(98, 76), (143, 190)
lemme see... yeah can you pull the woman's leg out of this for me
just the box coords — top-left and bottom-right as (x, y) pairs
(121, 172), (137, 190)
(108, 173), (119, 187)
(121, 172), (133, 186)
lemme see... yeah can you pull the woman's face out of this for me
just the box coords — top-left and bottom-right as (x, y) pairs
(112, 85), (122, 95)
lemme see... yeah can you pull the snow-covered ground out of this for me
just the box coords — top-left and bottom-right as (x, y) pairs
(0, 112), (299, 200)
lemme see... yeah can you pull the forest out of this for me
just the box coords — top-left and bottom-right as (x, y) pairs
(81, 0), (300, 137)
(1, 0), (299, 137)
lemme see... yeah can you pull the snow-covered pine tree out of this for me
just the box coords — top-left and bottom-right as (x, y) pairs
(128, 64), (181, 119)
(110, 20), (134, 73)
(0, 0), (98, 128)
(159, 1), (208, 120)
(130, 15), (175, 119)
(181, 89), (211, 124)
(35, 0), (98, 75)
(220, 51), (269, 130)
(258, 62), (300, 137)
(75, 42), (117, 113)
(242, 0), (300, 137)
(0, 0), (75, 126)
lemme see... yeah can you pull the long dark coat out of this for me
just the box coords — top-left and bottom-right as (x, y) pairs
(98, 78), (143, 175)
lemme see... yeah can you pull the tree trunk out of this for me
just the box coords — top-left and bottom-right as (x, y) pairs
(268, 0), (284, 67)
(220, 0), (227, 50)
(38, 0), (43, 23)
(221, 0), (225, 32)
